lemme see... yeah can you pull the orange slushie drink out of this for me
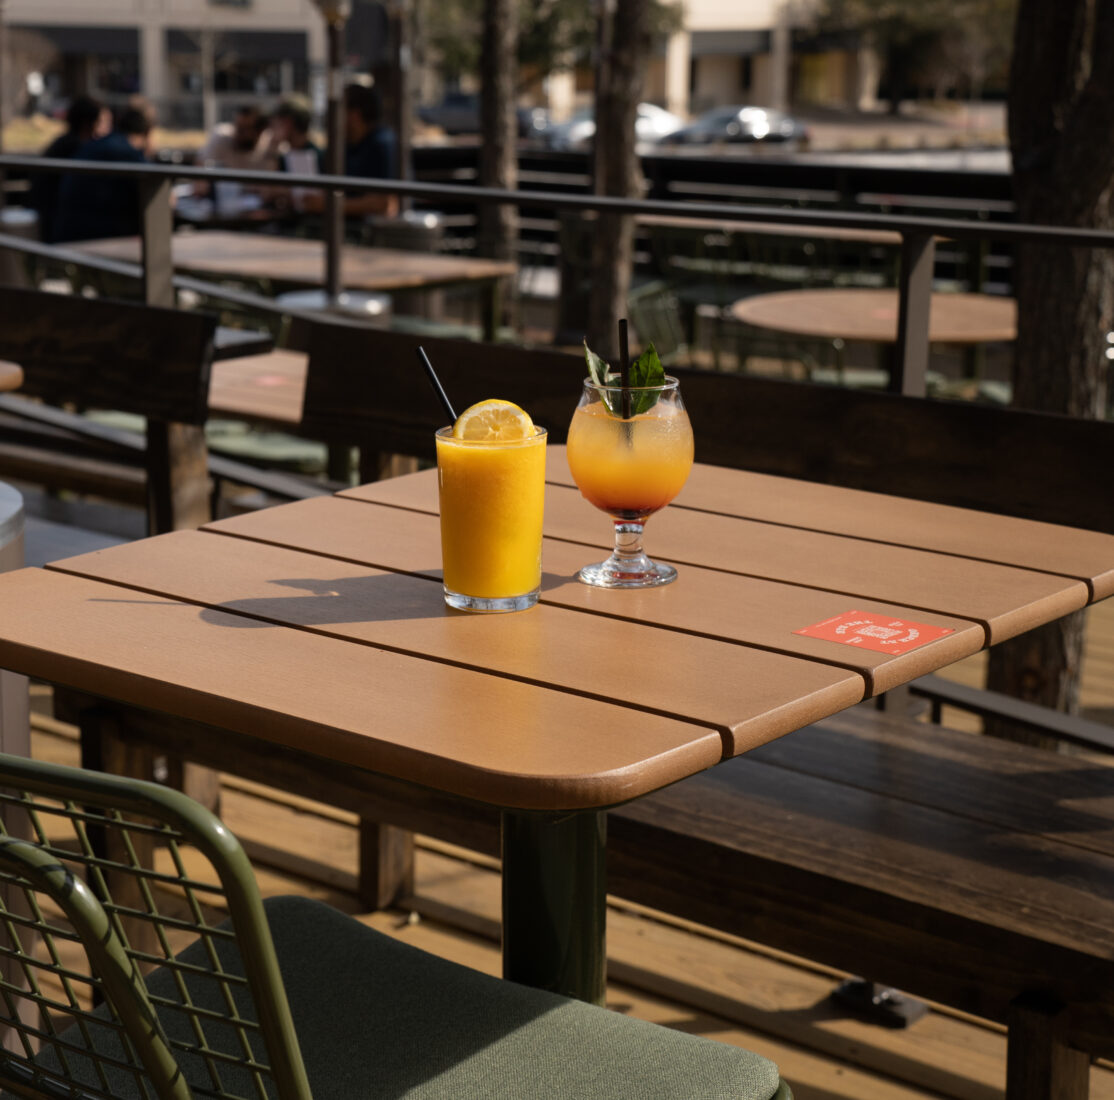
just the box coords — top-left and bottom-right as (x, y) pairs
(435, 400), (546, 612)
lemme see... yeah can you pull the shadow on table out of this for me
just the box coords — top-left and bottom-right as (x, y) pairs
(194, 569), (576, 627)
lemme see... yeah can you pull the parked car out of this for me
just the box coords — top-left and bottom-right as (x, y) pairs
(418, 95), (551, 140)
(418, 93), (480, 135)
(659, 106), (809, 147)
(517, 106), (551, 140)
(544, 103), (684, 151)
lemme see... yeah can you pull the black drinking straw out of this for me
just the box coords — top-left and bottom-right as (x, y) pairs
(416, 345), (458, 423)
(618, 317), (632, 420)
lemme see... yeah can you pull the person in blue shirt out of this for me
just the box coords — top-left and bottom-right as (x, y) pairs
(299, 83), (398, 218)
(54, 108), (152, 243)
(342, 83), (396, 183)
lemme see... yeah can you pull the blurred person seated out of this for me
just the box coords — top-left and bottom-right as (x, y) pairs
(197, 105), (278, 172)
(194, 105), (278, 212)
(29, 94), (112, 243)
(54, 107), (155, 243)
(272, 96), (322, 174)
(262, 96), (323, 212)
(297, 83), (398, 218)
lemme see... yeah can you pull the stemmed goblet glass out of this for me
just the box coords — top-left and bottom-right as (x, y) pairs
(566, 377), (694, 587)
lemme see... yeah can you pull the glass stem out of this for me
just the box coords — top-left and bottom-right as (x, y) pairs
(611, 519), (647, 565)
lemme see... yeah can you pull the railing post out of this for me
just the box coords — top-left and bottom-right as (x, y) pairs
(138, 175), (211, 537)
(892, 231), (935, 397)
(139, 176), (174, 309)
(324, 15), (347, 302)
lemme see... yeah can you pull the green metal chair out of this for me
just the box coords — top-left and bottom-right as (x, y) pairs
(0, 751), (792, 1100)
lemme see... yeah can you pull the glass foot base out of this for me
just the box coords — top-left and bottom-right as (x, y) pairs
(443, 587), (539, 612)
(577, 558), (678, 589)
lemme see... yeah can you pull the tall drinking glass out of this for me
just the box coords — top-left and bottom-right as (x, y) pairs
(566, 377), (693, 588)
(435, 426), (547, 611)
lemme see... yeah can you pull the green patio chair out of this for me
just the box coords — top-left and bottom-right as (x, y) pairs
(0, 751), (792, 1100)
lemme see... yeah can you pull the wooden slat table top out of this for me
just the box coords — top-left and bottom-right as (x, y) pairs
(0, 456), (1111, 812)
(730, 288), (1017, 344)
(76, 231), (517, 293)
(0, 568), (721, 811)
(207, 495), (982, 699)
(46, 529), (864, 757)
(342, 463), (1094, 645)
(208, 349), (307, 425)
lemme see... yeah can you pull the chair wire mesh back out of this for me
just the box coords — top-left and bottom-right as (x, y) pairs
(0, 752), (311, 1100)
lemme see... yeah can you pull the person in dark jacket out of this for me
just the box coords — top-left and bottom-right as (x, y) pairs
(297, 83), (397, 218)
(28, 95), (111, 243)
(54, 107), (152, 244)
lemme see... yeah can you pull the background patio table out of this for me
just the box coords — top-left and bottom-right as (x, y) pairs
(75, 231), (517, 341)
(0, 362), (22, 393)
(207, 348), (307, 427)
(0, 450), (1110, 1004)
(731, 286), (1017, 345)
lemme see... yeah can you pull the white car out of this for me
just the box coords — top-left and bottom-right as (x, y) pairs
(546, 103), (684, 151)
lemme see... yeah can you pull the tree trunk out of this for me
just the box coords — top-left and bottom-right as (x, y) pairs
(586, 0), (651, 361)
(477, 0), (518, 328)
(986, 0), (1114, 747)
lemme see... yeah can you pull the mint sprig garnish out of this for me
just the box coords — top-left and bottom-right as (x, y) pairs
(583, 340), (666, 418)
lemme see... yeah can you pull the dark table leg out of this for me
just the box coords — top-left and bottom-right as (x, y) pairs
(501, 808), (607, 1005)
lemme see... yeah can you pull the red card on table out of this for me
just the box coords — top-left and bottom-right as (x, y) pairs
(794, 610), (954, 655)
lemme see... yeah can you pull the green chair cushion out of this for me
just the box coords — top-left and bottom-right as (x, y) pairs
(257, 896), (783, 1099)
(40, 896), (785, 1100)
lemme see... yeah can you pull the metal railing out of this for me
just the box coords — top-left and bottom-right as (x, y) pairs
(2, 153), (1114, 396)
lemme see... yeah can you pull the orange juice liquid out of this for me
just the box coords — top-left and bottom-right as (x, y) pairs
(567, 401), (693, 516)
(436, 428), (547, 599)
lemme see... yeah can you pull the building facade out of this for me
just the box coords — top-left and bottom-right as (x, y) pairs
(2, 0), (869, 136)
(654, 0), (870, 119)
(4, 0), (326, 129)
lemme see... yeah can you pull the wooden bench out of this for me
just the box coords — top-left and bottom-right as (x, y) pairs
(55, 320), (1114, 1099)
(0, 287), (329, 560)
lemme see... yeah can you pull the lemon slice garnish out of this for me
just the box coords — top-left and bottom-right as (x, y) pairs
(453, 399), (535, 441)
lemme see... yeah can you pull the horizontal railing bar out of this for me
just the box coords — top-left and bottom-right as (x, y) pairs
(1, 153), (1112, 250)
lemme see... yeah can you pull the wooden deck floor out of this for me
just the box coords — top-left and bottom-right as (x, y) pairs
(27, 696), (1114, 1100)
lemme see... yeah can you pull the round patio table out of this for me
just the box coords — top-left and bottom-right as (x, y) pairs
(731, 287), (1017, 345)
(0, 360), (23, 392)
